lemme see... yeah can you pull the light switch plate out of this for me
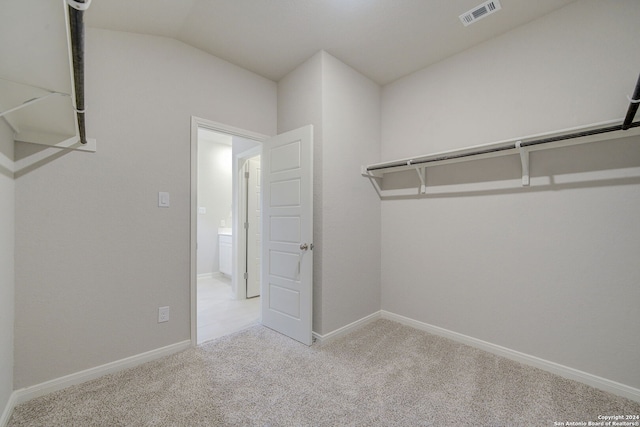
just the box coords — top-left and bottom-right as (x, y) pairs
(158, 192), (170, 207)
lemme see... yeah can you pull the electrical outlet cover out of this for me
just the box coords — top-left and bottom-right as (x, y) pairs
(158, 306), (170, 323)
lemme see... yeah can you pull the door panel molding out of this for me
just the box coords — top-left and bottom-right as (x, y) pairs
(261, 125), (313, 345)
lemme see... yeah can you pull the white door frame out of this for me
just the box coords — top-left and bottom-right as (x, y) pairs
(190, 116), (267, 347)
(235, 146), (262, 301)
(244, 154), (262, 298)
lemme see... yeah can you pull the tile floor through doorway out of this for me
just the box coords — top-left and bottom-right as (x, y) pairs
(197, 275), (261, 345)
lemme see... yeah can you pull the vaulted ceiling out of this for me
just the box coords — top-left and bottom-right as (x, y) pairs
(85, 0), (577, 85)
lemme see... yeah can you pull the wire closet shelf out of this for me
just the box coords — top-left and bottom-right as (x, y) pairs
(362, 73), (640, 189)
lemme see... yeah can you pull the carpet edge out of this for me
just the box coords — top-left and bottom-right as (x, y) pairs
(10, 340), (192, 409)
(0, 391), (18, 427)
(312, 311), (382, 345)
(381, 310), (640, 403)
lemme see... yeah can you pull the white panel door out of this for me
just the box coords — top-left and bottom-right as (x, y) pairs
(246, 156), (261, 298)
(261, 125), (313, 345)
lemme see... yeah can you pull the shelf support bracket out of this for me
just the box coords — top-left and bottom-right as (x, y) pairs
(409, 161), (427, 194)
(361, 165), (383, 197)
(0, 92), (68, 118)
(515, 141), (530, 186)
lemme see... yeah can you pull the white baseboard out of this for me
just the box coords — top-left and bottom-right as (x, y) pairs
(381, 310), (640, 403)
(313, 311), (381, 345)
(0, 392), (18, 427)
(9, 340), (191, 411)
(4, 313), (638, 426)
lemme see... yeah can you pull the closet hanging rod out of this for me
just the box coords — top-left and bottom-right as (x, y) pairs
(66, 0), (91, 144)
(367, 120), (640, 172)
(367, 72), (640, 173)
(623, 73), (640, 130)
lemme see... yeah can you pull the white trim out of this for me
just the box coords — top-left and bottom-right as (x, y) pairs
(0, 152), (13, 176)
(312, 311), (382, 345)
(234, 145), (263, 301)
(7, 133), (95, 180)
(2, 113), (20, 134)
(365, 118), (640, 176)
(190, 116), (268, 347)
(4, 314), (638, 425)
(14, 132), (96, 152)
(0, 392), (18, 427)
(10, 340), (190, 407)
(0, 92), (68, 118)
(381, 310), (640, 403)
(193, 118), (269, 142)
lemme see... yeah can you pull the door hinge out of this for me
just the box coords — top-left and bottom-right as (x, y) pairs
(244, 272), (248, 280)
(244, 222), (249, 229)
(245, 171), (250, 179)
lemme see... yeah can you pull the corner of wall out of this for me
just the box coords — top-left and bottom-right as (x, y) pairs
(0, 119), (15, 426)
(278, 50), (384, 336)
(277, 50), (326, 334)
(378, 0), (640, 391)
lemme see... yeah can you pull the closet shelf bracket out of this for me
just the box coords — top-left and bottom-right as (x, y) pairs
(515, 141), (529, 187)
(361, 73), (640, 196)
(409, 161), (427, 194)
(0, 91), (69, 119)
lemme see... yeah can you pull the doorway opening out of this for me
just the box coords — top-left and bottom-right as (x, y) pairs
(190, 117), (267, 345)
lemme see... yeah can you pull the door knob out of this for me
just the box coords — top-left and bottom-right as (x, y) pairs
(300, 243), (309, 251)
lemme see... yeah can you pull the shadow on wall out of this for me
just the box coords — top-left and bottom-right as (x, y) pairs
(12, 141), (73, 179)
(373, 135), (640, 199)
(0, 129), (12, 179)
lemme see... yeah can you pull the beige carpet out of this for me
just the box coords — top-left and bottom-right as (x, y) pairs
(8, 320), (640, 426)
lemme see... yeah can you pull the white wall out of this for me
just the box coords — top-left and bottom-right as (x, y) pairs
(319, 53), (381, 333)
(278, 51), (381, 335)
(197, 140), (232, 276)
(14, 29), (277, 389)
(380, 0), (640, 390)
(278, 51), (325, 333)
(0, 120), (15, 417)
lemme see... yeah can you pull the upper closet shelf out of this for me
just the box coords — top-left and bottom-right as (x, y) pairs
(0, 0), (94, 152)
(363, 74), (640, 191)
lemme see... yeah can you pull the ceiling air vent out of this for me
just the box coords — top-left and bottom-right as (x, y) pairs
(459, 0), (502, 26)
